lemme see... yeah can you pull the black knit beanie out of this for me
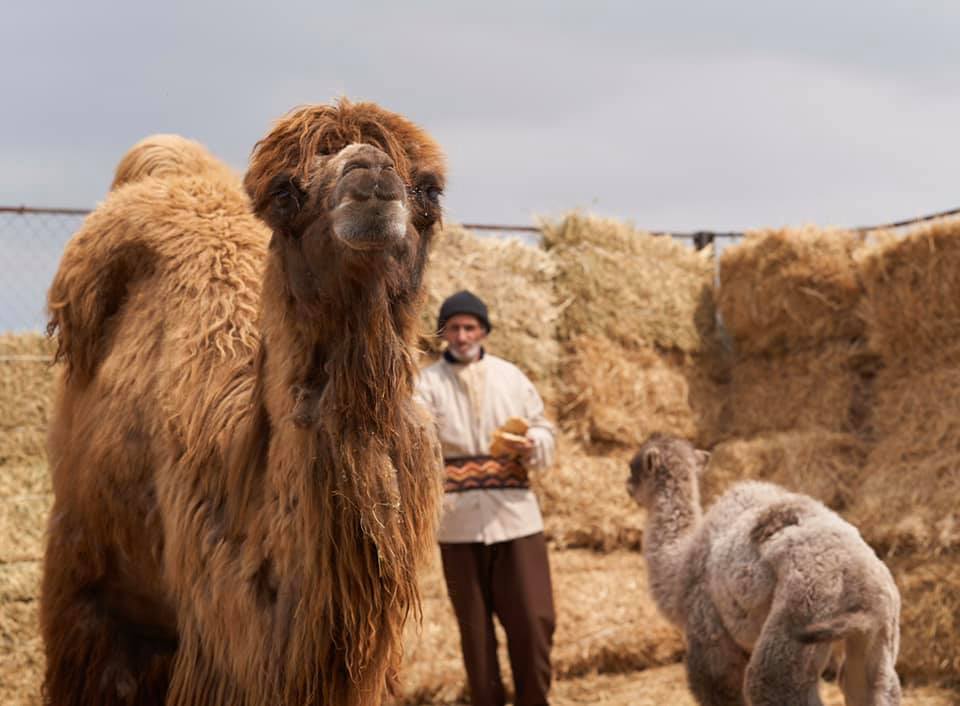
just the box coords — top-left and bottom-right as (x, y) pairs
(437, 290), (492, 333)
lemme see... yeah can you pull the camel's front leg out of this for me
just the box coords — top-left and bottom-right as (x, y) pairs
(684, 599), (750, 706)
(41, 504), (175, 706)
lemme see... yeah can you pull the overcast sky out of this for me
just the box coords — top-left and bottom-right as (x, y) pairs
(5, 0), (960, 230)
(2, 2), (960, 329)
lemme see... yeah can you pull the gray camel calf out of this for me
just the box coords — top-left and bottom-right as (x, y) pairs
(626, 434), (901, 706)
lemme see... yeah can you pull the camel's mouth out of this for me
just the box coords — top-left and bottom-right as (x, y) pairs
(331, 199), (409, 250)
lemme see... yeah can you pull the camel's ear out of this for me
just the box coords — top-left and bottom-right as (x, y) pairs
(694, 450), (711, 475)
(253, 173), (306, 235)
(642, 447), (661, 474)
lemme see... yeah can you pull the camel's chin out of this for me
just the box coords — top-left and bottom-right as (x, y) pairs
(332, 200), (408, 250)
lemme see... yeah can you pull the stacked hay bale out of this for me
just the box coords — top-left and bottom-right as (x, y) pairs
(0, 334), (55, 470)
(845, 218), (960, 680)
(541, 213), (722, 450)
(704, 227), (870, 509)
(536, 434), (645, 552)
(0, 333), (52, 705)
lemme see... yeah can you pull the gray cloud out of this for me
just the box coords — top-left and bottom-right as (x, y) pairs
(3, 1), (959, 229)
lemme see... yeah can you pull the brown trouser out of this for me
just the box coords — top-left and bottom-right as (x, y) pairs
(439, 532), (555, 706)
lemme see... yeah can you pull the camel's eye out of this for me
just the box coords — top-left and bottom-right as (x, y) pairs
(425, 186), (443, 204)
(411, 176), (442, 207)
(269, 177), (303, 215)
(272, 189), (293, 208)
(259, 174), (306, 236)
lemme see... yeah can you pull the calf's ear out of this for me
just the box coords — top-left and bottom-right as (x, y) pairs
(642, 447), (661, 474)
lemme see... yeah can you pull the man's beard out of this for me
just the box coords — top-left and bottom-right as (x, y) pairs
(449, 343), (482, 362)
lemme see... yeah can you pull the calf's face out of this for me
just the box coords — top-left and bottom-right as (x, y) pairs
(626, 436), (711, 506)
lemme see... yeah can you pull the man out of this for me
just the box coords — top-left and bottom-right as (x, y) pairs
(416, 290), (556, 706)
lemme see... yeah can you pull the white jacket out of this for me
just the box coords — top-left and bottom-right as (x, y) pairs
(416, 352), (555, 544)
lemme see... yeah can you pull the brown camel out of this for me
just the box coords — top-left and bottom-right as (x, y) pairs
(42, 99), (447, 706)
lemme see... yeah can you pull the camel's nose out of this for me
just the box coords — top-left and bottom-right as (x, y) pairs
(330, 144), (410, 249)
(336, 145), (405, 204)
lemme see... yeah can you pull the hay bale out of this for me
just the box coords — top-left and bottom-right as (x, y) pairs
(394, 549), (683, 704)
(859, 218), (960, 366)
(0, 334), (54, 472)
(0, 598), (43, 706)
(0, 334), (54, 358)
(0, 465), (50, 498)
(0, 334), (55, 472)
(536, 438), (643, 552)
(420, 224), (560, 408)
(0, 429), (47, 469)
(846, 362), (960, 556)
(0, 494), (49, 563)
(550, 550), (684, 679)
(815, 358), (960, 682)
(0, 338), (55, 432)
(723, 342), (865, 438)
(888, 555), (960, 682)
(0, 567), (43, 705)
(717, 226), (865, 355)
(699, 431), (867, 511)
(556, 336), (724, 451)
(0, 561), (41, 603)
(852, 449), (960, 558)
(541, 213), (716, 354)
(0, 361), (53, 431)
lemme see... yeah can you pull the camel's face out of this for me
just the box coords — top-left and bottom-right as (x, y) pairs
(244, 101), (447, 305)
(262, 146), (445, 317)
(627, 435), (710, 506)
(264, 142), (443, 271)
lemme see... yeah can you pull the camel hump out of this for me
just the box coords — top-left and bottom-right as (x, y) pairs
(47, 227), (157, 384)
(796, 610), (876, 643)
(749, 502), (801, 545)
(111, 133), (236, 190)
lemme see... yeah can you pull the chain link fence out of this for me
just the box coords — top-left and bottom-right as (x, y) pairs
(4, 193), (960, 331)
(1, 207), (734, 335)
(1, 209), (87, 333)
(15, 200), (958, 336)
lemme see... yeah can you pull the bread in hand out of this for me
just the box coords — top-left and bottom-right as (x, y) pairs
(490, 417), (530, 457)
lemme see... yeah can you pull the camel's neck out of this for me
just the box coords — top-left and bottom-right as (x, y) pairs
(643, 473), (703, 623)
(321, 292), (416, 434)
(219, 251), (435, 706)
(257, 256), (418, 436)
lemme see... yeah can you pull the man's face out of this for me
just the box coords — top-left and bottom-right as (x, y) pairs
(442, 313), (487, 362)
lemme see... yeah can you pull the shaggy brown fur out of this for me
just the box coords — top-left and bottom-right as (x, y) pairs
(42, 99), (446, 706)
